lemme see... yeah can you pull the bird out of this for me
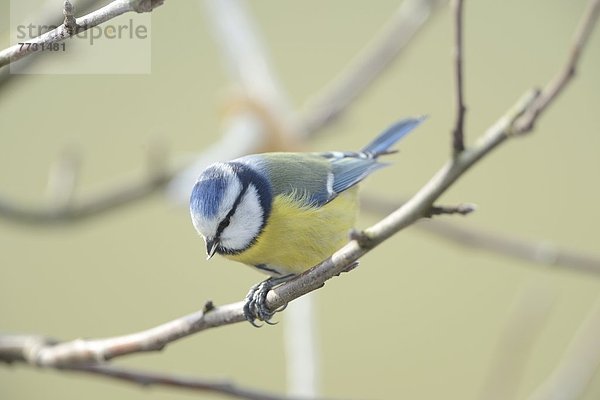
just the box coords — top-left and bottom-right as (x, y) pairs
(189, 117), (425, 325)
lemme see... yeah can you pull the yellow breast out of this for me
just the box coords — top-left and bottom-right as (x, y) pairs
(225, 187), (359, 276)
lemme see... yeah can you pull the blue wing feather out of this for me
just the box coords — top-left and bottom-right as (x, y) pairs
(361, 116), (426, 156)
(315, 116), (426, 202)
(330, 157), (385, 195)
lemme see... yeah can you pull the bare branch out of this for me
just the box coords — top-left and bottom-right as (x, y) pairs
(0, 91), (547, 368)
(362, 196), (600, 275)
(299, 0), (441, 136)
(0, 300), (247, 366)
(0, 336), (312, 400)
(420, 218), (600, 274)
(427, 203), (475, 217)
(0, 0), (597, 368)
(0, 0), (165, 69)
(0, 165), (178, 225)
(0, 0), (104, 89)
(67, 364), (315, 400)
(513, 0), (600, 134)
(451, 0), (466, 155)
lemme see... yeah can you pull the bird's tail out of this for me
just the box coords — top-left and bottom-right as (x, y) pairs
(361, 116), (426, 157)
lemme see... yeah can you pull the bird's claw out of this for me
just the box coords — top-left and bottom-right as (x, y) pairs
(243, 275), (294, 326)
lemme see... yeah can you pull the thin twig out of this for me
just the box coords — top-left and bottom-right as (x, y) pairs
(67, 364), (317, 400)
(0, 0), (165, 69)
(0, 0), (105, 90)
(63, 1), (79, 34)
(0, 336), (313, 400)
(299, 0), (441, 136)
(513, 0), (600, 134)
(427, 203), (475, 217)
(451, 0), (466, 155)
(362, 196), (600, 275)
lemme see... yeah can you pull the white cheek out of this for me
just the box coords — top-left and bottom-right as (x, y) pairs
(191, 213), (218, 239)
(220, 185), (264, 251)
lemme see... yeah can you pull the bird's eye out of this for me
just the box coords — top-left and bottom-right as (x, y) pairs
(214, 184), (248, 242)
(217, 213), (233, 235)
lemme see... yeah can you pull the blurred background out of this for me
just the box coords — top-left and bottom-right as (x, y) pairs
(1, 0), (600, 399)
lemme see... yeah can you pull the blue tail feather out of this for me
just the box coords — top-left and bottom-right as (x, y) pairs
(361, 116), (426, 157)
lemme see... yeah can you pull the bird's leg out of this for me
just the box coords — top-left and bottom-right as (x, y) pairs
(243, 274), (295, 327)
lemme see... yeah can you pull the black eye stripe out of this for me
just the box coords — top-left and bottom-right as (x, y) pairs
(215, 183), (249, 241)
(212, 162), (272, 256)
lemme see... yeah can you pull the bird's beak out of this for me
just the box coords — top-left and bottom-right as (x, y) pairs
(205, 238), (218, 260)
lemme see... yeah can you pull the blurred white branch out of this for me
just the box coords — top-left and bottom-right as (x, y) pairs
(167, 0), (304, 204)
(527, 298), (600, 400)
(44, 147), (81, 210)
(299, 0), (440, 136)
(284, 294), (320, 398)
(203, 0), (300, 138)
(0, 163), (177, 225)
(361, 196), (600, 274)
(479, 282), (556, 400)
(0, 0), (165, 69)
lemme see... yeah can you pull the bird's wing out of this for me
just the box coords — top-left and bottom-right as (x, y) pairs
(238, 152), (385, 208)
(237, 153), (333, 207)
(321, 151), (386, 198)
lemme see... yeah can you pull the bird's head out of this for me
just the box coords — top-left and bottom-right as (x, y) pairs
(189, 162), (272, 259)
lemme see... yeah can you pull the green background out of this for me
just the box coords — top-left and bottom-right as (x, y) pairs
(1, 0), (600, 399)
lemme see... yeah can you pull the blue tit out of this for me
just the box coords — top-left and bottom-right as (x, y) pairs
(189, 117), (425, 324)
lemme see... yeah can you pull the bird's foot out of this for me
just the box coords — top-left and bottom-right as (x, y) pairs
(243, 275), (295, 327)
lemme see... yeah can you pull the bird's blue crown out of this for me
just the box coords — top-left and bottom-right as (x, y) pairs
(190, 164), (231, 219)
